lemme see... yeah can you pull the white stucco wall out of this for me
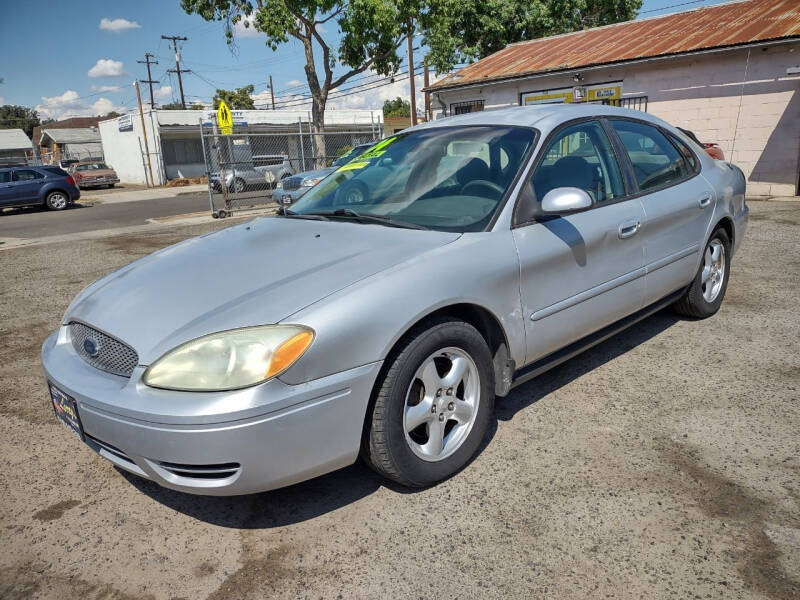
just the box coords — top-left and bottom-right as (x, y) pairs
(99, 111), (163, 186)
(432, 43), (800, 196)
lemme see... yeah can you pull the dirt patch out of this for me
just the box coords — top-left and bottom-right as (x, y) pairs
(0, 563), (155, 600)
(33, 500), (81, 522)
(663, 441), (800, 599)
(100, 234), (184, 255)
(206, 545), (298, 600)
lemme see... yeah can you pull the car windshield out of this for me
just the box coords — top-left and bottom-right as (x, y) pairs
(76, 163), (108, 171)
(290, 126), (536, 232)
(331, 144), (370, 167)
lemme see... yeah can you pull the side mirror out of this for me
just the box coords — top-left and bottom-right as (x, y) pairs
(541, 187), (594, 215)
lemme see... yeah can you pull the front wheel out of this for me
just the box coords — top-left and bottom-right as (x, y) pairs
(45, 191), (68, 211)
(231, 178), (245, 194)
(364, 318), (495, 487)
(673, 228), (731, 318)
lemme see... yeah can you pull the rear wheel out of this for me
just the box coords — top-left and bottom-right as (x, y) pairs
(232, 178), (245, 194)
(674, 228), (731, 318)
(45, 190), (68, 211)
(364, 318), (495, 487)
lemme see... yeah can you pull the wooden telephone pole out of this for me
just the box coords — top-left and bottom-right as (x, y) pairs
(269, 74), (276, 110)
(162, 35), (190, 109)
(407, 22), (417, 126)
(424, 59), (431, 121)
(134, 81), (155, 187)
(137, 53), (159, 109)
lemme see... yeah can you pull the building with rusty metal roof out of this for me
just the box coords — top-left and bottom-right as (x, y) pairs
(427, 0), (800, 196)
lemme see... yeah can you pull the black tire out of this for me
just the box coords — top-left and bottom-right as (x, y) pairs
(674, 227), (731, 318)
(45, 190), (69, 211)
(107, 183), (115, 188)
(333, 180), (369, 206)
(364, 317), (495, 487)
(232, 178), (245, 194)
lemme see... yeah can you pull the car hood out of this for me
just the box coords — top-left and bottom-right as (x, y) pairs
(294, 167), (336, 179)
(64, 218), (460, 364)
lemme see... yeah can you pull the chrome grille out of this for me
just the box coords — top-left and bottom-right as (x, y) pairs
(69, 322), (139, 377)
(282, 176), (302, 191)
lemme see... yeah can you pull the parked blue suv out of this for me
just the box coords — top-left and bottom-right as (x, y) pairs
(0, 165), (81, 211)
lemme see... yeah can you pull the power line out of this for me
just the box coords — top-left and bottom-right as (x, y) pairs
(639, 0), (709, 15)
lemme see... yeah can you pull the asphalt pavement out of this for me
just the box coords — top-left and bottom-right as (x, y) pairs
(0, 193), (209, 240)
(0, 201), (798, 599)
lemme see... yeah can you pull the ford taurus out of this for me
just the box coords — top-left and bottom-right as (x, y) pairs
(42, 105), (748, 495)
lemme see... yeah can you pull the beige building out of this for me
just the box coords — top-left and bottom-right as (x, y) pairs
(427, 0), (800, 197)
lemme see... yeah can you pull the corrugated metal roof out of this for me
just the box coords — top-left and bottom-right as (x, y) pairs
(41, 128), (101, 144)
(0, 129), (33, 151)
(430, 0), (800, 91)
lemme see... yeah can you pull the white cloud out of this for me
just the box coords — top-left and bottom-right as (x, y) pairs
(153, 86), (173, 100)
(0, 97), (4, 106)
(327, 71), (440, 113)
(99, 18), (141, 33)
(88, 59), (127, 78)
(91, 85), (122, 93)
(35, 90), (126, 120)
(284, 79), (305, 89)
(233, 17), (262, 38)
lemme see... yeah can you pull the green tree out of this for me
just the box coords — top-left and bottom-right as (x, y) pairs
(180, 0), (416, 163)
(383, 97), (411, 118)
(160, 101), (185, 110)
(0, 105), (40, 138)
(422, 0), (642, 72)
(102, 111), (122, 119)
(213, 85), (256, 110)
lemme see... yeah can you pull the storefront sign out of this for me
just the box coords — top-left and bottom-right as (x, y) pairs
(521, 83), (623, 105)
(117, 114), (133, 132)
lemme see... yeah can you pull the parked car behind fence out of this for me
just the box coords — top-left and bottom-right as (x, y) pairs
(0, 165), (80, 210)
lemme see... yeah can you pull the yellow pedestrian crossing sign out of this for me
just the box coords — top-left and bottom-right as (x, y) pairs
(217, 100), (233, 135)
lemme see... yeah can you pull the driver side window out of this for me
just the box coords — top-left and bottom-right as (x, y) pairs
(531, 121), (623, 204)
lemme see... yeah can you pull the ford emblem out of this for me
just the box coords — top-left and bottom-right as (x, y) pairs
(83, 338), (100, 358)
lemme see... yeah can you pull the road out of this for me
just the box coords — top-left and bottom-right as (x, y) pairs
(0, 193), (209, 240)
(1, 201), (798, 599)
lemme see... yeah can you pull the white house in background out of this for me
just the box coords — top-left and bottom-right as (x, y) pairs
(99, 108), (383, 186)
(0, 129), (34, 165)
(426, 0), (800, 197)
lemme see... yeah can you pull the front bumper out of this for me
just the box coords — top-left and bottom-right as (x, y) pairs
(42, 328), (382, 495)
(78, 178), (119, 189)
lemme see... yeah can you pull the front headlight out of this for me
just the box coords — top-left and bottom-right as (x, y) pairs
(276, 181), (283, 189)
(143, 325), (314, 391)
(301, 177), (323, 187)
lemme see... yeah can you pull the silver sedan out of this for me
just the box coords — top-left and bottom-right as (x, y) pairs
(42, 105), (748, 495)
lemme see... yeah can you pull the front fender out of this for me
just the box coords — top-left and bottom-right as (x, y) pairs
(278, 230), (525, 385)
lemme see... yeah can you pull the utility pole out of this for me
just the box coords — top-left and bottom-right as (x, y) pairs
(269, 74), (276, 110)
(162, 35), (190, 109)
(407, 23), (417, 126)
(134, 81), (155, 187)
(423, 59), (431, 121)
(137, 53), (159, 109)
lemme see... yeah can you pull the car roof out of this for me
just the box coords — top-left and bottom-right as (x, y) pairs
(408, 104), (670, 133)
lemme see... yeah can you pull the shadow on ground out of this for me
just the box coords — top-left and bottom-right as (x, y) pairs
(127, 308), (681, 528)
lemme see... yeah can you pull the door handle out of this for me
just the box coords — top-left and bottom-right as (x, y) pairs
(618, 219), (641, 239)
(698, 193), (713, 208)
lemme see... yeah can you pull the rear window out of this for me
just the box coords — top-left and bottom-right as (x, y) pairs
(75, 163), (109, 171)
(41, 166), (69, 177)
(0, 171), (10, 183)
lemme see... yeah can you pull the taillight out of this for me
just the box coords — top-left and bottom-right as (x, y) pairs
(66, 176), (76, 186)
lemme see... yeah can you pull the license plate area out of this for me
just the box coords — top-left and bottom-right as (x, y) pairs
(49, 383), (84, 441)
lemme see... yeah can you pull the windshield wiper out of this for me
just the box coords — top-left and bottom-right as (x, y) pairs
(315, 208), (429, 230)
(276, 206), (329, 220)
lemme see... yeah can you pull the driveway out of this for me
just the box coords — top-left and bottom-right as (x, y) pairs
(1, 201), (798, 599)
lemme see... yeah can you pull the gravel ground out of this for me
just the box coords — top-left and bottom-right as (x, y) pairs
(1, 201), (798, 600)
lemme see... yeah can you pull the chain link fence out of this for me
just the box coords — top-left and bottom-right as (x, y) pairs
(200, 122), (379, 217)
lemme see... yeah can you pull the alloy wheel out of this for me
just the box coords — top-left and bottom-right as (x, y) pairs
(701, 238), (725, 303)
(403, 347), (480, 462)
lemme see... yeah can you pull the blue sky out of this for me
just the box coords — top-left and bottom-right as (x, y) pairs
(0, 0), (732, 120)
